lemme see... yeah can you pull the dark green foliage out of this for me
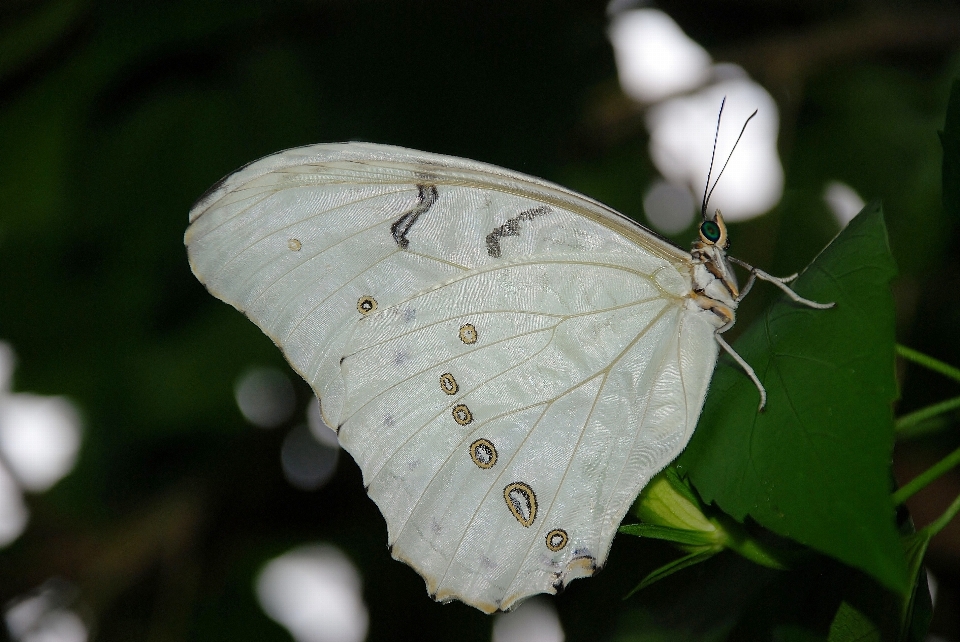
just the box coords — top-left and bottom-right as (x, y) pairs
(682, 204), (906, 592)
(943, 80), (960, 225)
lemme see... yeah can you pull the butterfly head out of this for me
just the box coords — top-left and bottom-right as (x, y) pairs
(692, 209), (739, 300)
(699, 209), (729, 249)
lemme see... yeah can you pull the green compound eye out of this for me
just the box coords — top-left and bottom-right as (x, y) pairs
(700, 220), (721, 243)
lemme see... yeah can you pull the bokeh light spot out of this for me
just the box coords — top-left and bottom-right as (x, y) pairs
(643, 180), (696, 234)
(492, 598), (564, 642)
(4, 581), (87, 642)
(646, 70), (784, 222)
(256, 544), (368, 642)
(281, 423), (339, 491)
(235, 367), (296, 429)
(608, 9), (712, 103)
(0, 394), (82, 492)
(823, 180), (866, 227)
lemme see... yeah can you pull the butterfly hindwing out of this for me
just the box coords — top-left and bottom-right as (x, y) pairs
(337, 261), (717, 609)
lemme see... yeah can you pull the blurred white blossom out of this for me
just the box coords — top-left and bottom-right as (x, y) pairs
(643, 179), (696, 234)
(608, 7), (785, 226)
(646, 72), (784, 222)
(256, 544), (368, 642)
(0, 342), (83, 548)
(608, 9), (712, 104)
(5, 580), (88, 642)
(823, 180), (866, 226)
(492, 598), (564, 642)
(0, 395), (81, 492)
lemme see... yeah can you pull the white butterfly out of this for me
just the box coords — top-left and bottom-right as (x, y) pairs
(185, 139), (829, 613)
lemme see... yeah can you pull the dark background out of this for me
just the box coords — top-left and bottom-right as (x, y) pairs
(1, 0), (960, 639)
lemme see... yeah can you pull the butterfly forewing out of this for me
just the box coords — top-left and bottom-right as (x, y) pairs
(185, 143), (718, 612)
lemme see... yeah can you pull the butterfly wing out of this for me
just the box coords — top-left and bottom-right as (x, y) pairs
(185, 143), (720, 612)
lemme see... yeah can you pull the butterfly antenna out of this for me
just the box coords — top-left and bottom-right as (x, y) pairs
(703, 107), (759, 218)
(701, 97), (726, 219)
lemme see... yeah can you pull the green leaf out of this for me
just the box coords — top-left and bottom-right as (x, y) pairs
(679, 203), (908, 593)
(941, 78), (960, 224)
(627, 549), (721, 596)
(900, 532), (934, 641)
(828, 602), (882, 642)
(632, 468), (718, 534)
(825, 528), (934, 642)
(619, 523), (722, 548)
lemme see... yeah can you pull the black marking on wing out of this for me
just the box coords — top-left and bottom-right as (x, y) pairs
(485, 206), (551, 258)
(190, 151), (277, 214)
(391, 184), (439, 249)
(191, 173), (232, 213)
(551, 555), (599, 593)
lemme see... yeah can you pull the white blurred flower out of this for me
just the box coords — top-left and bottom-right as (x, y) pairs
(256, 544), (368, 642)
(608, 9), (712, 104)
(646, 70), (784, 222)
(492, 598), (564, 642)
(280, 423), (339, 491)
(0, 341), (83, 548)
(643, 179), (696, 234)
(5, 580), (88, 642)
(823, 180), (866, 227)
(608, 7), (786, 224)
(0, 395), (82, 492)
(235, 367), (296, 429)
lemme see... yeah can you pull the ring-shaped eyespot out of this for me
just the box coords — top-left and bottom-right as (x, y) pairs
(459, 323), (478, 344)
(545, 528), (568, 552)
(440, 373), (459, 395)
(504, 482), (537, 527)
(357, 295), (377, 315)
(700, 220), (722, 244)
(452, 404), (473, 426)
(469, 438), (497, 469)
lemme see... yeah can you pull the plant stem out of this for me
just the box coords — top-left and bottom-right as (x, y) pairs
(922, 491), (960, 538)
(896, 344), (960, 384)
(893, 444), (960, 505)
(896, 416), (949, 441)
(895, 395), (960, 433)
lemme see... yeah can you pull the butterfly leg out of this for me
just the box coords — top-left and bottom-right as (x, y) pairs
(734, 269), (797, 303)
(729, 257), (834, 309)
(714, 331), (767, 411)
(754, 269), (834, 309)
(692, 291), (767, 409)
(736, 270), (757, 302)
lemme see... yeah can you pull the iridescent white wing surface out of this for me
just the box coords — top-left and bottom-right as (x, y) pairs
(185, 143), (720, 612)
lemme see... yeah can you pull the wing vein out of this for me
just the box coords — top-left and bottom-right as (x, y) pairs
(366, 323), (563, 492)
(502, 371), (608, 595)
(280, 247), (404, 344)
(600, 309), (686, 537)
(218, 189), (416, 306)
(434, 372), (609, 595)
